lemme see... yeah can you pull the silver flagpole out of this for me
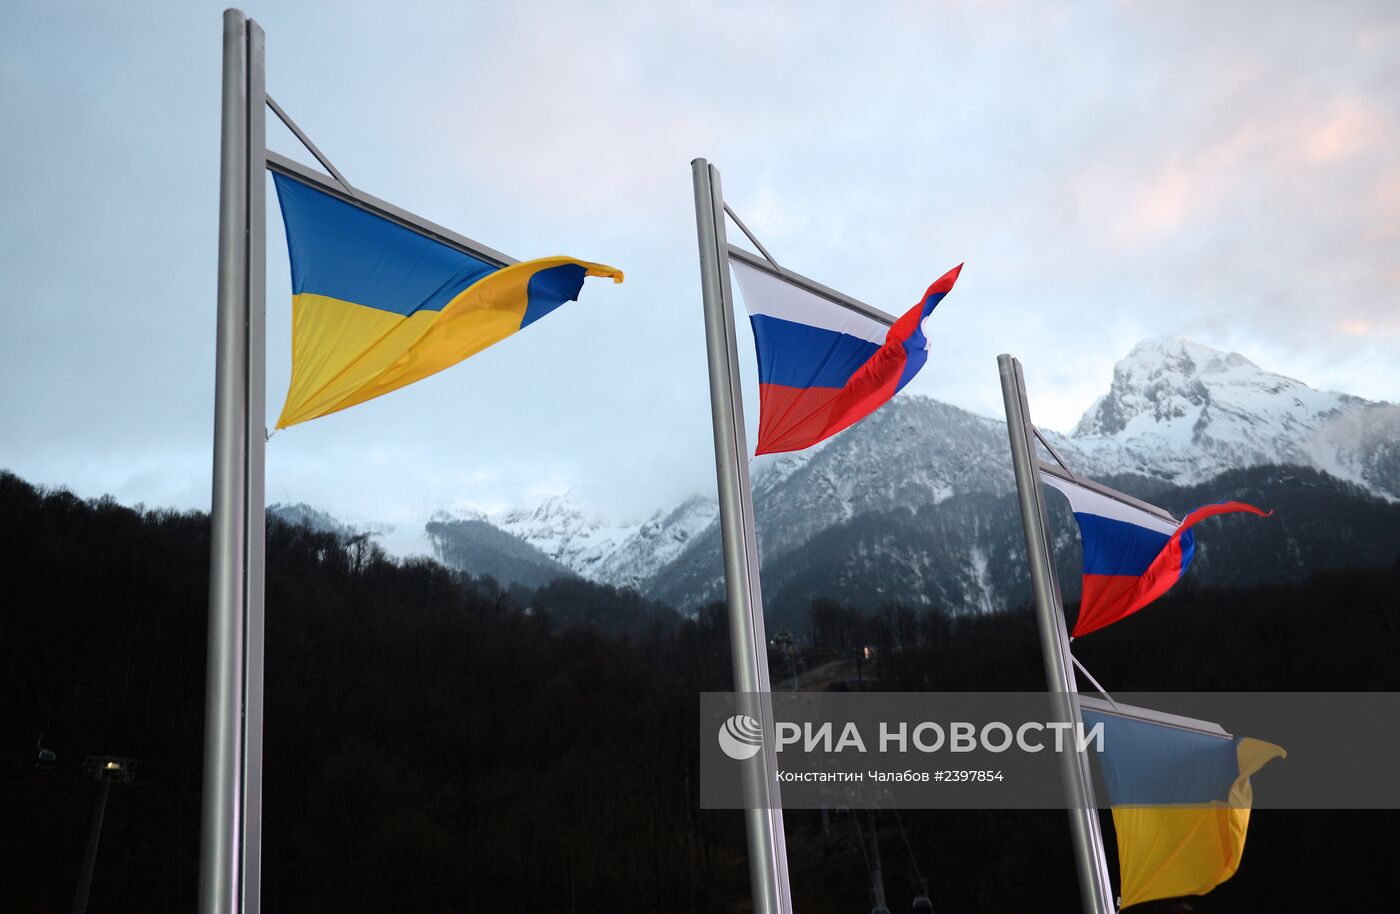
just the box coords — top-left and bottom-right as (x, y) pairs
(691, 158), (793, 914)
(200, 10), (266, 914)
(998, 354), (1115, 914)
(241, 12), (267, 914)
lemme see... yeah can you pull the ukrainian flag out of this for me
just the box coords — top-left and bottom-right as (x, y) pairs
(271, 172), (623, 428)
(1083, 709), (1285, 909)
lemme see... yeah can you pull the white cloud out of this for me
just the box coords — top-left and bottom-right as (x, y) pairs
(1, 0), (1396, 529)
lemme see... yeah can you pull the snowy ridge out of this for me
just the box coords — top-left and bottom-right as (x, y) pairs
(489, 494), (642, 581)
(270, 502), (394, 539)
(594, 495), (717, 590)
(1066, 337), (1389, 493)
(447, 337), (1398, 606)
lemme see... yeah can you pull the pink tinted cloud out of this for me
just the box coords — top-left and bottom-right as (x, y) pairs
(1302, 98), (1385, 163)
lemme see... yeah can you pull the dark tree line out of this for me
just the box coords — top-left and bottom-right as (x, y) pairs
(803, 560), (1400, 911)
(0, 472), (743, 913)
(3, 469), (1399, 912)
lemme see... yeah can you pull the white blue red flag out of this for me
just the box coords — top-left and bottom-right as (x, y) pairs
(1040, 471), (1269, 637)
(731, 260), (962, 455)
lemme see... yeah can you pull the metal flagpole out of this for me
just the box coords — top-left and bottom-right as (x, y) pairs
(998, 354), (1115, 914)
(691, 158), (794, 914)
(200, 9), (266, 914)
(241, 12), (268, 911)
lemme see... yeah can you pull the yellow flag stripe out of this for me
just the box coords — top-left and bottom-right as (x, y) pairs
(275, 257), (622, 428)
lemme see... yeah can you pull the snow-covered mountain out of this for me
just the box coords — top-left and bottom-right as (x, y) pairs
(489, 495), (643, 581)
(593, 495), (717, 591)
(436, 337), (1399, 611)
(424, 509), (575, 589)
(1067, 337), (1398, 497)
(480, 492), (723, 592)
(270, 502), (393, 539)
(751, 464), (1400, 626)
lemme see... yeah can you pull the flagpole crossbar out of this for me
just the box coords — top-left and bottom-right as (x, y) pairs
(726, 245), (897, 327)
(1078, 696), (1232, 741)
(265, 95), (355, 196)
(1033, 426), (1079, 480)
(1069, 652), (1121, 711)
(265, 151), (518, 269)
(723, 203), (782, 271)
(1037, 459), (1179, 526)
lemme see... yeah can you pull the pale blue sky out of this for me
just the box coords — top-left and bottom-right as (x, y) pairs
(2, 1), (1397, 534)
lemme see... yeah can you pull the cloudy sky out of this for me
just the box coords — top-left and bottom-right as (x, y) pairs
(2, 1), (1397, 542)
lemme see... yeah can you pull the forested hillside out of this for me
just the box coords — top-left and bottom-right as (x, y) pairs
(3, 470), (1398, 912)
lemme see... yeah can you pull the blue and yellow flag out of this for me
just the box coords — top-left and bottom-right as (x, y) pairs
(1083, 709), (1285, 909)
(271, 173), (623, 428)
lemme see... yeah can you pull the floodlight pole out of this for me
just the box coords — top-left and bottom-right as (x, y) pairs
(998, 354), (1115, 914)
(200, 9), (266, 914)
(69, 779), (109, 914)
(71, 757), (138, 914)
(691, 158), (794, 914)
(865, 810), (888, 914)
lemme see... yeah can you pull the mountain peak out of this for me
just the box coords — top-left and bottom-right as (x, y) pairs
(1122, 335), (1258, 376)
(1064, 337), (1393, 498)
(270, 502), (393, 538)
(429, 506), (488, 523)
(495, 491), (580, 522)
(491, 492), (639, 577)
(1074, 338), (1286, 439)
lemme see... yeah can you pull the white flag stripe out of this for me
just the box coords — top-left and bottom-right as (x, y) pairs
(917, 312), (937, 350)
(1039, 470), (1179, 535)
(730, 258), (889, 346)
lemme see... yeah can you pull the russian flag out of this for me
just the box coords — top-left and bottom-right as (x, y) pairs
(1040, 472), (1269, 637)
(731, 259), (962, 455)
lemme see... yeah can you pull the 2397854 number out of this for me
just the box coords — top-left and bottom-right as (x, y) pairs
(932, 770), (1004, 783)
